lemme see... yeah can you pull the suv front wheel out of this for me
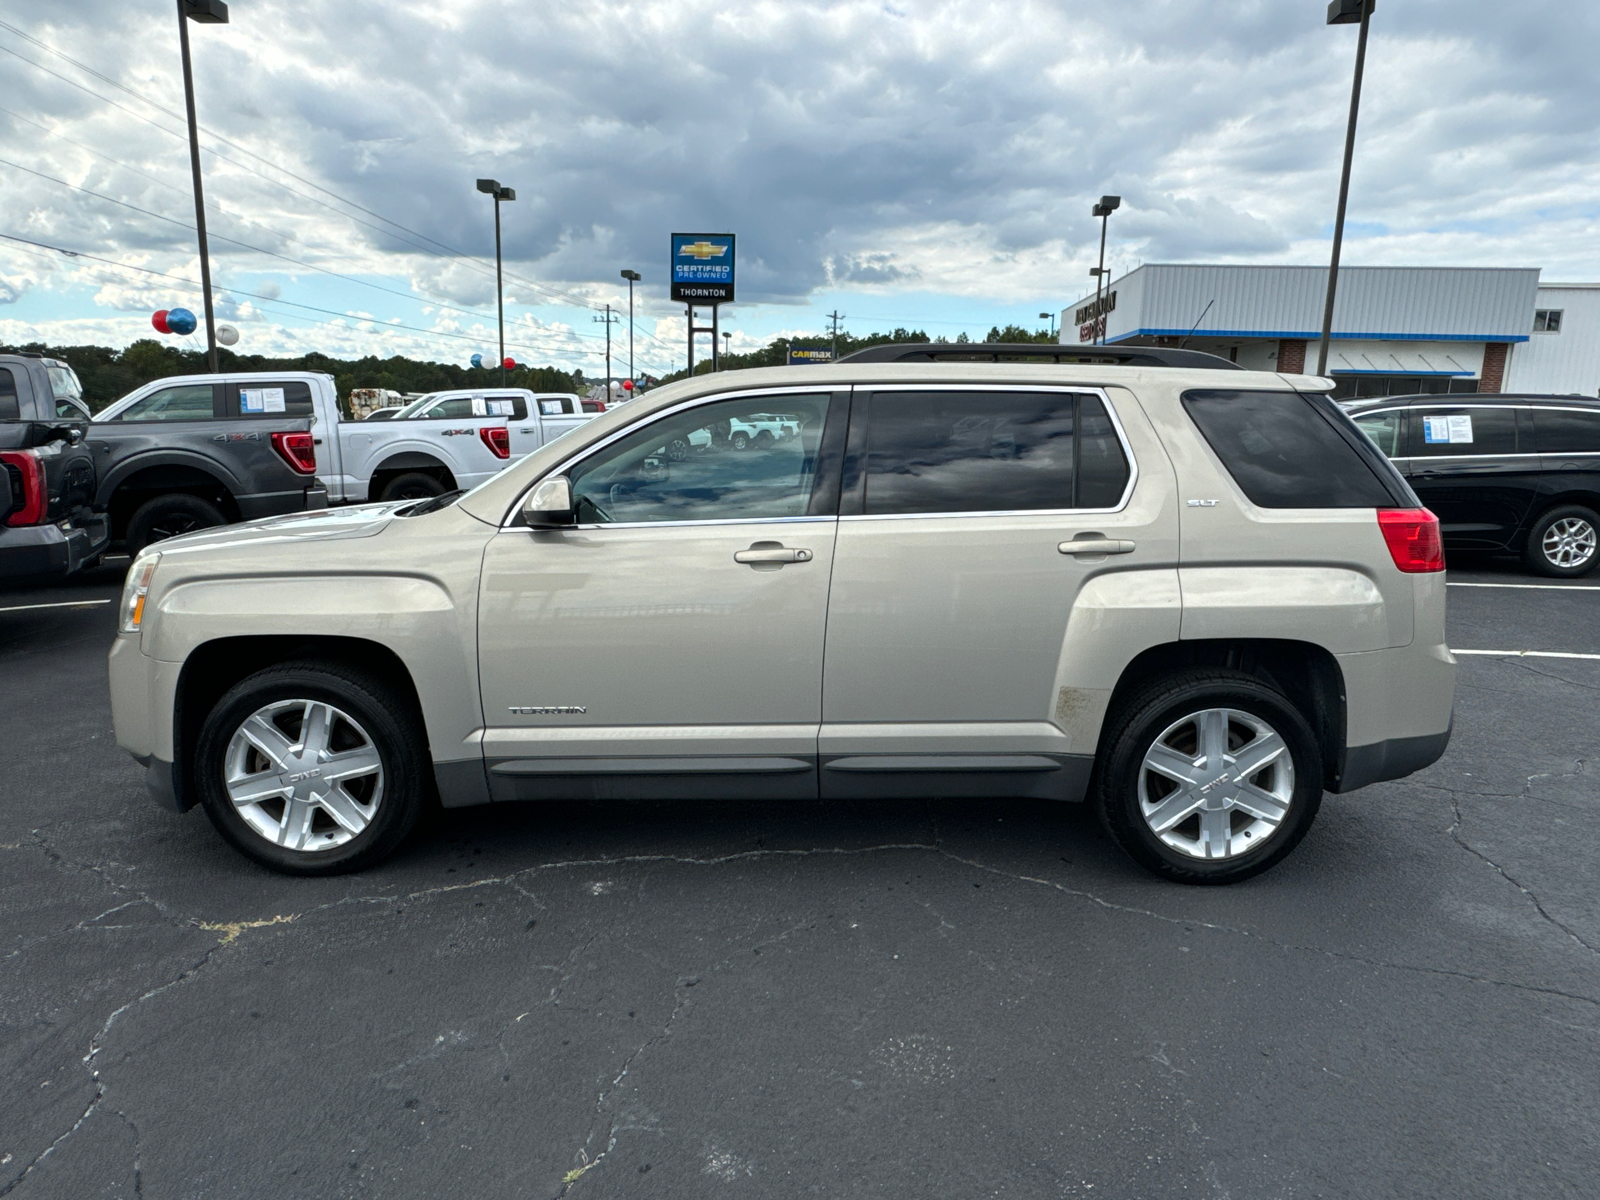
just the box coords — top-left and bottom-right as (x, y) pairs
(194, 662), (427, 875)
(1094, 670), (1324, 884)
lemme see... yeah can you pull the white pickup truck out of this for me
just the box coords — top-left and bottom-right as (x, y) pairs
(95, 372), (597, 507)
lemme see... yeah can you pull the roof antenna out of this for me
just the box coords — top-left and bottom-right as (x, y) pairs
(1178, 299), (1214, 349)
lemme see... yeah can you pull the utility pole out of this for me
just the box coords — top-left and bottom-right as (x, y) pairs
(176, 0), (228, 373)
(827, 310), (844, 359)
(594, 306), (619, 402)
(1317, 0), (1377, 377)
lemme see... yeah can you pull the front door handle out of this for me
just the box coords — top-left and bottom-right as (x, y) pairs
(1058, 535), (1135, 556)
(735, 543), (813, 565)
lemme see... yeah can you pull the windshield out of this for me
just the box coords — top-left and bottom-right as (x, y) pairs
(47, 364), (84, 402)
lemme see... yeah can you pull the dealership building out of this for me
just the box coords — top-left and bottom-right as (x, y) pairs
(1061, 265), (1600, 399)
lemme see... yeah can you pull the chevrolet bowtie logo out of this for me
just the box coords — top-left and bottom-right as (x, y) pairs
(678, 241), (727, 260)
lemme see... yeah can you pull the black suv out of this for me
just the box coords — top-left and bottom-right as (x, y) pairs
(1346, 393), (1600, 577)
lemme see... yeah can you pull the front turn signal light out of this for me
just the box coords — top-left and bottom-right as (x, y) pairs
(1377, 508), (1445, 573)
(120, 553), (160, 633)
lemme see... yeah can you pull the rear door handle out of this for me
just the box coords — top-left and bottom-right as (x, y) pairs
(1058, 536), (1135, 556)
(735, 545), (813, 565)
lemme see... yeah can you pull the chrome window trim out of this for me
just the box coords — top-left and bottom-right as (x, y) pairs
(853, 383), (1139, 517)
(500, 385), (842, 529)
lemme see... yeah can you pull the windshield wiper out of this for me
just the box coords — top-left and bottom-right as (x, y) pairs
(399, 490), (464, 516)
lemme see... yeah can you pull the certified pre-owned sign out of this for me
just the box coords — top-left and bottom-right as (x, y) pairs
(671, 233), (735, 303)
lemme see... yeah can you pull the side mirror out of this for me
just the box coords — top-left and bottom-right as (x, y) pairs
(521, 475), (575, 528)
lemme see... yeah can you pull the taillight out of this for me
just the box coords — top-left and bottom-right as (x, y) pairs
(271, 431), (316, 475)
(1, 449), (47, 526)
(480, 426), (511, 459)
(1378, 508), (1444, 573)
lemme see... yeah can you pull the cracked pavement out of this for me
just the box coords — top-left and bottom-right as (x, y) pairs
(2, 558), (1598, 1198)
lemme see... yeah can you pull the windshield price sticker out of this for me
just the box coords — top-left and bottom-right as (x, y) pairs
(1423, 414), (1473, 445)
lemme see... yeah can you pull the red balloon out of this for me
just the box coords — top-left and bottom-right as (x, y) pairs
(622, 379), (635, 390)
(151, 309), (171, 334)
(502, 357), (515, 369)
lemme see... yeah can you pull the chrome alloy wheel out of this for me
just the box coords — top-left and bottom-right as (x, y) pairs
(223, 699), (384, 852)
(1542, 517), (1597, 570)
(1137, 707), (1294, 860)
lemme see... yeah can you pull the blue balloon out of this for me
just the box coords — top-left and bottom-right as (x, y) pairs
(470, 353), (483, 368)
(166, 307), (197, 336)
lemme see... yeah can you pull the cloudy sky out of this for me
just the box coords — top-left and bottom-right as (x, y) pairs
(2, 0), (1598, 376)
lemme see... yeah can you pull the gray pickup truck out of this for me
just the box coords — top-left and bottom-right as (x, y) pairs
(88, 374), (329, 554)
(0, 354), (109, 579)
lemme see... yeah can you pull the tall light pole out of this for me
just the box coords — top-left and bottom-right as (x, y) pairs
(177, 0), (227, 373)
(1316, 0), (1375, 377)
(1039, 311), (1057, 340)
(1091, 195), (1120, 345)
(721, 331), (732, 367)
(476, 178), (516, 383)
(620, 269), (640, 385)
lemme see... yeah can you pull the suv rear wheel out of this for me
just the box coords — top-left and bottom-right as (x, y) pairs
(194, 662), (426, 875)
(1523, 505), (1599, 578)
(1094, 670), (1323, 884)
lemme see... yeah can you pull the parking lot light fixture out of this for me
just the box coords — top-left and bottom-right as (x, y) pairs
(177, 0), (228, 373)
(477, 179), (516, 383)
(621, 269), (641, 385)
(1317, 0), (1376, 378)
(1090, 196), (1120, 345)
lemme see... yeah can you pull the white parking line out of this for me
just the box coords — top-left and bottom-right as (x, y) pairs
(0, 599), (112, 614)
(1448, 582), (1600, 591)
(1455, 649), (1600, 661)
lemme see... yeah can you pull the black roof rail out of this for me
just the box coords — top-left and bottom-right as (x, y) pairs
(833, 342), (1243, 370)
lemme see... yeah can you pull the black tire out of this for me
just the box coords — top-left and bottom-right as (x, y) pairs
(730, 431), (750, 451)
(1522, 505), (1600, 578)
(1093, 669), (1323, 885)
(194, 662), (427, 875)
(379, 472), (446, 502)
(125, 493), (225, 555)
(666, 437), (690, 462)
(753, 429), (775, 447)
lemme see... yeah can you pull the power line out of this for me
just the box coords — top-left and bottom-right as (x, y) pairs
(0, 18), (682, 359)
(0, 232), (670, 369)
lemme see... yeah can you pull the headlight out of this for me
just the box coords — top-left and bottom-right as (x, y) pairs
(120, 553), (160, 634)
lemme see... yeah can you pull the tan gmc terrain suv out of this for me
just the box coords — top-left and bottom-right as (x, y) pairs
(108, 344), (1456, 884)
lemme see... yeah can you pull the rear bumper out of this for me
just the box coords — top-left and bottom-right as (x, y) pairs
(0, 514), (109, 579)
(1334, 721), (1453, 793)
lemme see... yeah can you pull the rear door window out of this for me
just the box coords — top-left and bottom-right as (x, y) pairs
(1407, 406), (1518, 456)
(486, 395), (527, 419)
(418, 397), (477, 419)
(1532, 408), (1600, 454)
(860, 390), (1123, 516)
(538, 397), (575, 416)
(230, 381), (314, 418)
(0, 368), (18, 420)
(1183, 389), (1396, 508)
(112, 384), (220, 421)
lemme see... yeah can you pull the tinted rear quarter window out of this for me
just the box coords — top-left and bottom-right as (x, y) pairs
(1183, 389), (1396, 508)
(1533, 407), (1600, 454)
(0, 368), (18, 420)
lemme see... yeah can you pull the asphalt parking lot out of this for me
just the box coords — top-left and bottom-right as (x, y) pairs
(3, 554), (1598, 1199)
